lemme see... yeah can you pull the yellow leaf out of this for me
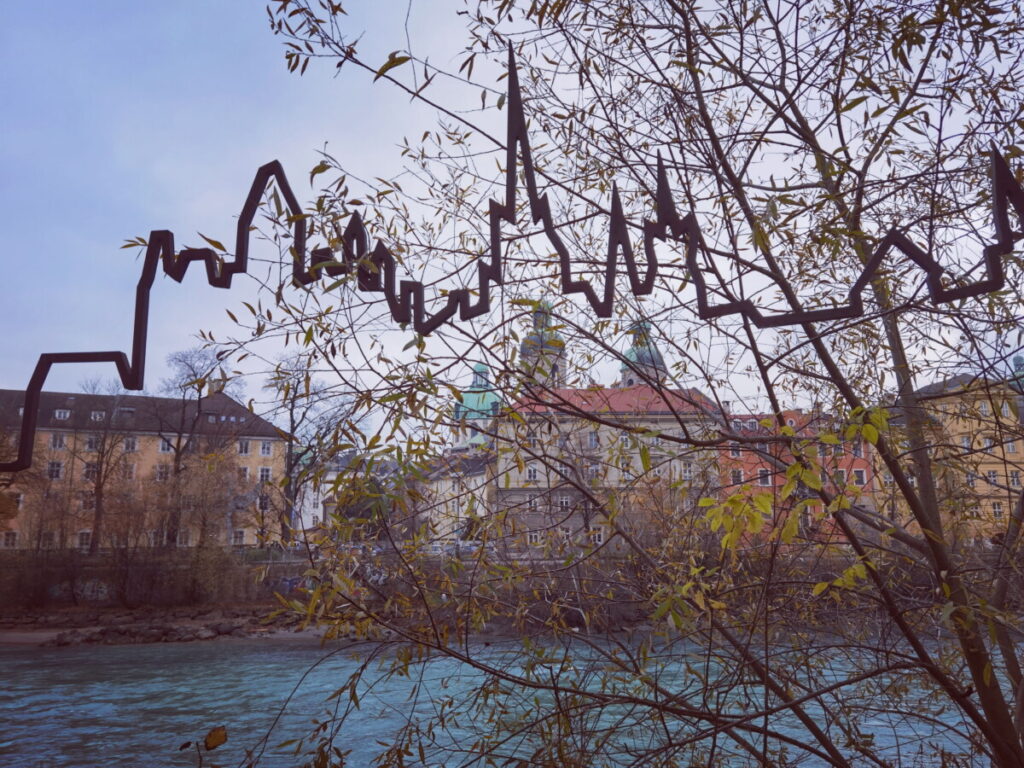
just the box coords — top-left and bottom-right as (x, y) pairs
(862, 424), (879, 444)
(204, 726), (228, 751)
(812, 582), (829, 596)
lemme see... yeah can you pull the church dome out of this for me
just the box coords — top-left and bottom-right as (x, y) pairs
(620, 321), (667, 386)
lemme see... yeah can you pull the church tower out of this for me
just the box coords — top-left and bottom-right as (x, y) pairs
(619, 321), (668, 387)
(520, 300), (566, 388)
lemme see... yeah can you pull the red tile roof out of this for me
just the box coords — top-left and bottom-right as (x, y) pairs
(514, 385), (715, 417)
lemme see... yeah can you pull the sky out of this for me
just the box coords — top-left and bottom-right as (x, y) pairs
(0, 1), (468, 397)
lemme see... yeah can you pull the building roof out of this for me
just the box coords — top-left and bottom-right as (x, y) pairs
(514, 385), (715, 417)
(0, 389), (281, 439)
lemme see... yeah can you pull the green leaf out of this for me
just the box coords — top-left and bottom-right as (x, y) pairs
(374, 52), (411, 82)
(862, 424), (879, 444)
(812, 582), (829, 596)
(840, 95), (868, 113)
(639, 443), (651, 473)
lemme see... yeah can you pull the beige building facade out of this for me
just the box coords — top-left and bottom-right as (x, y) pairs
(0, 389), (287, 551)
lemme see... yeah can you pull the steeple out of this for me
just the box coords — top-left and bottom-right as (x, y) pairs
(520, 299), (566, 388)
(619, 321), (667, 387)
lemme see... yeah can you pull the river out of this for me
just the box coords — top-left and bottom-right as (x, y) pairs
(0, 636), (980, 767)
(0, 637), (475, 768)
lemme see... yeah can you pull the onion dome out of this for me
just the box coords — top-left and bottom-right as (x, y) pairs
(520, 300), (566, 387)
(620, 321), (667, 386)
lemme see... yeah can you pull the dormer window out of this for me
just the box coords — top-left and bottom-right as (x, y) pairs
(90, 410), (105, 421)
(54, 409), (70, 420)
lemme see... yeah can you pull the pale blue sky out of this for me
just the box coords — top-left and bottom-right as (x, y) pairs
(0, 1), (462, 394)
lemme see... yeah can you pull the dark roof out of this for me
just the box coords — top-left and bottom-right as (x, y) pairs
(914, 374), (987, 398)
(426, 452), (493, 480)
(0, 389), (281, 439)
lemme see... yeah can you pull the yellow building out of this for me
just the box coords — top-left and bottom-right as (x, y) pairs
(874, 374), (1022, 544)
(0, 389), (287, 551)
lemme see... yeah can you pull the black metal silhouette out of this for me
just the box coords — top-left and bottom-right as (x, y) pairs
(2, 46), (1022, 473)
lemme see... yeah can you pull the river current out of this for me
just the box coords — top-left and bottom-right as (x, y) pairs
(0, 636), (979, 767)
(1, 637), (456, 768)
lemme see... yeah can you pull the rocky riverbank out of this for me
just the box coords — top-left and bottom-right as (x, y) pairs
(0, 604), (316, 647)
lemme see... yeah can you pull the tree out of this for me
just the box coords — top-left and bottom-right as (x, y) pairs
(212, 1), (1024, 764)
(258, 352), (357, 540)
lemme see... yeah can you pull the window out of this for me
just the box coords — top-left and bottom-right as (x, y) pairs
(620, 432), (631, 445)
(586, 462), (600, 481)
(853, 469), (866, 486)
(177, 530), (191, 547)
(883, 471), (894, 485)
(980, 401), (991, 416)
(527, 530), (541, 545)
(1002, 401), (1012, 418)
(259, 467), (272, 483)
(682, 462), (694, 482)
(852, 441), (863, 458)
(80, 492), (95, 510)
(238, 439), (250, 456)
(10, 493), (23, 510)
(526, 464), (538, 482)
(526, 430), (539, 448)
(984, 436), (996, 451)
(729, 442), (740, 458)
(117, 407), (135, 419)
(987, 470), (999, 486)
(207, 414), (216, 424)
(258, 494), (270, 512)
(260, 441), (273, 457)
(558, 495), (570, 511)
(731, 469), (743, 485)
(159, 438), (173, 454)
(54, 409), (70, 420)
(527, 495), (538, 511)
(588, 431), (600, 450)
(755, 442), (768, 454)
(232, 530), (245, 546)
(77, 531), (91, 551)
(83, 462), (98, 481)
(1012, 471), (1021, 488)
(49, 433), (65, 450)
(90, 410), (105, 421)
(156, 464), (170, 482)
(834, 469), (847, 485)
(123, 463), (136, 481)
(747, 419), (757, 430)
(47, 461), (63, 480)
(787, 418), (795, 427)
(834, 443), (844, 457)
(993, 502), (1004, 518)
(85, 435), (101, 452)
(2, 531), (16, 548)
(758, 469), (771, 486)
(967, 472), (976, 488)
(1008, 440), (1018, 454)
(961, 436), (971, 451)
(238, 466), (250, 482)
(588, 527), (604, 545)
(312, 515), (320, 527)
(732, 419), (742, 431)
(123, 436), (137, 453)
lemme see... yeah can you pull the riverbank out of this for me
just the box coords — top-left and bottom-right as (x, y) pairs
(0, 604), (323, 646)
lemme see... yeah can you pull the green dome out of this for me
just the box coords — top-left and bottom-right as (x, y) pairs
(620, 321), (667, 385)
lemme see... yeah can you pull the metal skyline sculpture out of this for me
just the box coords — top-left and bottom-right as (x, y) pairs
(2, 46), (1023, 472)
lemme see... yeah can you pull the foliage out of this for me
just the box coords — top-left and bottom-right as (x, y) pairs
(202, 0), (1024, 765)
